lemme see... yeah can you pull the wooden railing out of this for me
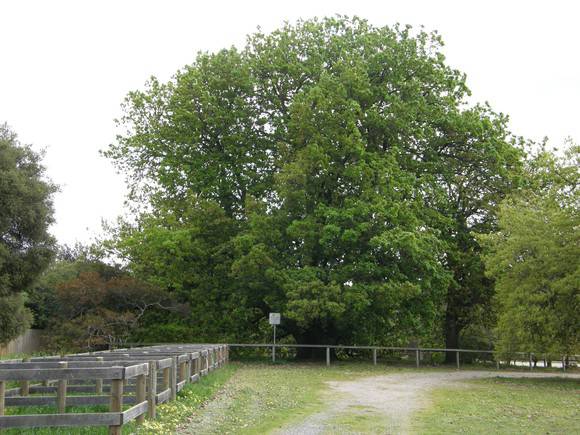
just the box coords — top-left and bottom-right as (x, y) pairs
(228, 343), (578, 370)
(0, 344), (228, 433)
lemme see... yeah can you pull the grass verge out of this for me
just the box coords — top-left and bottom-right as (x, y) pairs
(133, 363), (238, 434)
(411, 377), (580, 434)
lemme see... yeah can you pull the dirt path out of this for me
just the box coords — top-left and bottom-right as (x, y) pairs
(276, 371), (580, 435)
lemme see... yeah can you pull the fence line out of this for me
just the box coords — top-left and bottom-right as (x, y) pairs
(0, 329), (43, 357)
(0, 344), (228, 433)
(227, 343), (578, 370)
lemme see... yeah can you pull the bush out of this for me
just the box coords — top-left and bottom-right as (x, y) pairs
(0, 294), (33, 343)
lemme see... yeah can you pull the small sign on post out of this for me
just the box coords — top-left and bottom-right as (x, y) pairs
(269, 313), (281, 363)
(269, 313), (281, 325)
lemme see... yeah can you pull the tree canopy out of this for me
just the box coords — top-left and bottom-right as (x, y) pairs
(105, 17), (523, 350)
(481, 144), (579, 358)
(26, 246), (181, 352)
(0, 123), (56, 343)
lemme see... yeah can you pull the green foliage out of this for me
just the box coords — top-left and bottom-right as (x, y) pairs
(105, 17), (523, 348)
(481, 144), (579, 357)
(0, 123), (56, 342)
(26, 248), (86, 329)
(26, 246), (121, 330)
(26, 249), (179, 352)
(0, 293), (33, 343)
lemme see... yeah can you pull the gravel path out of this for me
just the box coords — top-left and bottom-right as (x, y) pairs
(275, 371), (580, 435)
(177, 370), (245, 435)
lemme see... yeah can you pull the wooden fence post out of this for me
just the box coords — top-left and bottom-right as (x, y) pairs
(136, 373), (146, 424)
(188, 355), (193, 381)
(170, 357), (177, 400)
(163, 364), (170, 392)
(0, 380), (5, 416)
(179, 360), (187, 385)
(109, 376), (124, 435)
(415, 349), (420, 368)
(147, 361), (157, 419)
(456, 351), (460, 369)
(326, 347), (330, 367)
(20, 356), (30, 396)
(20, 379), (30, 396)
(96, 356), (104, 394)
(57, 361), (68, 413)
(373, 348), (377, 365)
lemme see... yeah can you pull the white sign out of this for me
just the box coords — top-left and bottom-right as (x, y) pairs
(269, 312), (281, 325)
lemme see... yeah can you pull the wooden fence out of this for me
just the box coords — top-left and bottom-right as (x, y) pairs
(0, 330), (43, 357)
(228, 343), (578, 370)
(0, 344), (228, 433)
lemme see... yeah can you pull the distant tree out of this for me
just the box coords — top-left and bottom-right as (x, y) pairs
(46, 266), (179, 352)
(481, 144), (579, 360)
(0, 123), (56, 342)
(26, 245), (106, 329)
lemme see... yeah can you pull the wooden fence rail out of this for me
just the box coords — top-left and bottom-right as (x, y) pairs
(0, 344), (228, 434)
(227, 343), (578, 370)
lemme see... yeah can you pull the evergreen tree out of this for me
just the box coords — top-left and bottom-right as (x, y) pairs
(0, 123), (56, 342)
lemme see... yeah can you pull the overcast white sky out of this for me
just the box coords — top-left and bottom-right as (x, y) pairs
(1, 0), (578, 245)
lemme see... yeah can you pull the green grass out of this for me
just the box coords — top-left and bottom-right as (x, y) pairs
(177, 362), (401, 434)
(177, 363), (580, 434)
(3, 404), (112, 435)
(134, 364), (238, 434)
(0, 354), (24, 360)
(5, 362), (578, 434)
(0, 352), (50, 360)
(411, 377), (580, 434)
(326, 405), (391, 433)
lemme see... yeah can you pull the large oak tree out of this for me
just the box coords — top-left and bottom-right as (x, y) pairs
(106, 17), (522, 350)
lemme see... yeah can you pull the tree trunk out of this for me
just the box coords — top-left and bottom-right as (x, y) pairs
(294, 325), (333, 360)
(296, 346), (326, 360)
(444, 313), (459, 364)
